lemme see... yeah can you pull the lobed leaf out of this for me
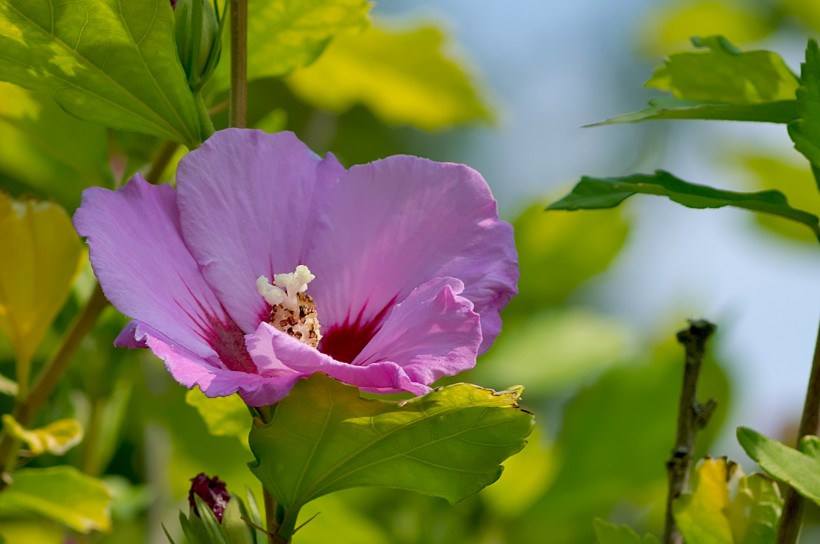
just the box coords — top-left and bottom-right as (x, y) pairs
(647, 36), (798, 104)
(737, 427), (820, 506)
(1, 415), (83, 456)
(286, 21), (493, 130)
(0, 466), (111, 533)
(0, 194), (84, 365)
(547, 170), (820, 241)
(0, 0), (203, 146)
(788, 40), (820, 188)
(249, 374), (534, 539)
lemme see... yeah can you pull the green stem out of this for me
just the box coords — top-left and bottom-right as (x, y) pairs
(775, 318), (820, 544)
(229, 0), (248, 128)
(144, 141), (179, 184)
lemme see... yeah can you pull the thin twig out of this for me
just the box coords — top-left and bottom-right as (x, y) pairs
(663, 319), (718, 544)
(775, 318), (820, 544)
(229, 0), (248, 128)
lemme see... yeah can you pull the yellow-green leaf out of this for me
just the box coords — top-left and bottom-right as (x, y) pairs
(286, 22), (493, 130)
(673, 458), (783, 544)
(2, 415), (83, 456)
(212, 0), (371, 90)
(0, 466), (111, 533)
(0, 194), (84, 365)
(593, 518), (660, 544)
(185, 387), (251, 446)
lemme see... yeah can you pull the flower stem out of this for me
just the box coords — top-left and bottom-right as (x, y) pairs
(144, 141), (179, 184)
(229, 0), (248, 128)
(775, 317), (820, 544)
(662, 319), (718, 544)
(195, 91), (216, 142)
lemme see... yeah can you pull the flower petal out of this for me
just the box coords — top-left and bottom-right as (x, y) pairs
(74, 176), (236, 363)
(309, 156), (517, 353)
(351, 277), (481, 385)
(176, 129), (346, 332)
(252, 323), (429, 397)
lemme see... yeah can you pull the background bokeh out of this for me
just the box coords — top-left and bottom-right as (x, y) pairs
(0, 0), (818, 542)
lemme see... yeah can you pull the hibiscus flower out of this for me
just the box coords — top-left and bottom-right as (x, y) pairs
(74, 129), (517, 406)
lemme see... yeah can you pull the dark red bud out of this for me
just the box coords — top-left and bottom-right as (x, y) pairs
(187, 473), (230, 523)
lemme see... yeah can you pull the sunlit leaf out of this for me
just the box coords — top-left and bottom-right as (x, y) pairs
(0, 518), (62, 544)
(0, 83), (110, 209)
(640, 1), (774, 55)
(0, 194), (84, 365)
(673, 458), (782, 544)
(2, 414), (83, 456)
(508, 201), (629, 310)
(286, 21), (493, 130)
(734, 153), (820, 244)
(737, 427), (820, 506)
(211, 0), (371, 90)
(788, 40), (820, 187)
(0, 466), (111, 532)
(592, 96), (798, 126)
(647, 36), (798, 104)
(249, 374), (534, 539)
(0, 0), (204, 146)
(185, 388), (251, 446)
(593, 518), (660, 544)
(548, 170), (820, 241)
(673, 458), (735, 544)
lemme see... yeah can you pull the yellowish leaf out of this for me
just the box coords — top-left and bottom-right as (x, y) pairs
(286, 21), (493, 130)
(2, 415), (83, 456)
(0, 193), (84, 366)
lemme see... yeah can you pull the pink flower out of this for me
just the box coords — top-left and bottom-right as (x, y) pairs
(74, 130), (517, 406)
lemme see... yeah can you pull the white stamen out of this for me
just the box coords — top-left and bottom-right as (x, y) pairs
(256, 265), (315, 311)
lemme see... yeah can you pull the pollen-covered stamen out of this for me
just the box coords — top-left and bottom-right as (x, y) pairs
(256, 265), (321, 348)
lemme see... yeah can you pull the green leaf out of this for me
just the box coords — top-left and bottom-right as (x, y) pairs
(593, 518), (660, 544)
(220, 496), (255, 544)
(0, 0), (203, 146)
(0, 194), (84, 365)
(547, 170), (820, 241)
(592, 96), (798, 126)
(737, 427), (820, 506)
(647, 36), (798, 104)
(2, 414), (83, 456)
(0, 466), (111, 532)
(286, 21), (493, 130)
(788, 40), (820, 187)
(211, 0), (371, 90)
(185, 388), (251, 445)
(0, 83), (111, 209)
(249, 374), (534, 539)
(673, 458), (782, 544)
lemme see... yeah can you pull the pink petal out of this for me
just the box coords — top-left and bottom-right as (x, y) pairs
(351, 278), (482, 385)
(176, 129), (346, 332)
(308, 156), (517, 354)
(252, 323), (429, 397)
(74, 176), (249, 369)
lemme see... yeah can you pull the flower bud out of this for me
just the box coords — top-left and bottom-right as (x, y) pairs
(174, 0), (222, 91)
(187, 473), (230, 523)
